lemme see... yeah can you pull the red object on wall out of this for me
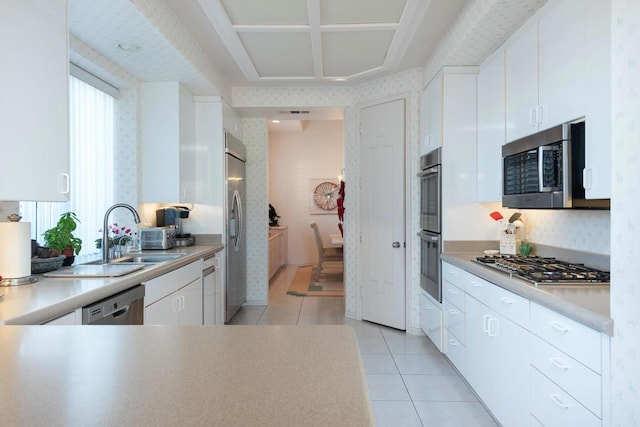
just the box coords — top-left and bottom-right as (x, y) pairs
(337, 180), (345, 236)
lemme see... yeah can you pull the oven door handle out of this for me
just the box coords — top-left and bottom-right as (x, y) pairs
(416, 165), (440, 178)
(417, 231), (439, 241)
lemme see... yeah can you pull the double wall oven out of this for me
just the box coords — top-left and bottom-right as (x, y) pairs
(417, 148), (442, 302)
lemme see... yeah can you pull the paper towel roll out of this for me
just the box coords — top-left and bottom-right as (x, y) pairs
(0, 222), (32, 278)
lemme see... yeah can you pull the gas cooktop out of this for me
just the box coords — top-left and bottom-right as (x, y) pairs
(473, 255), (610, 286)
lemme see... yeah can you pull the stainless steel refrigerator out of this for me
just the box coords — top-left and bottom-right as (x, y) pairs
(225, 132), (246, 323)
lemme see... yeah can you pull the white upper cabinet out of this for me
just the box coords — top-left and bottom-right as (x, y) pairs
(538, 0), (586, 130)
(141, 82), (196, 203)
(505, 24), (538, 142)
(0, 0), (69, 201)
(506, 0), (586, 142)
(477, 51), (506, 202)
(505, 0), (611, 199)
(420, 73), (443, 155)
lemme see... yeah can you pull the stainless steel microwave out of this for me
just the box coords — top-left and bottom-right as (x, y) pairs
(502, 121), (609, 209)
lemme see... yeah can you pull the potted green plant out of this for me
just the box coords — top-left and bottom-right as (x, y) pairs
(42, 212), (83, 266)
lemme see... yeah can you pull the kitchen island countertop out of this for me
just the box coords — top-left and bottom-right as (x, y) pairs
(442, 252), (613, 335)
(0, 325), (374, 426)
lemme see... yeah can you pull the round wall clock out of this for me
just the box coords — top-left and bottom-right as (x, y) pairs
(313, 181), (339, 210)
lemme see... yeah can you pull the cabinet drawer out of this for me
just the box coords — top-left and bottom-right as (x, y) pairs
(443, 280), (465, 311)
(489, 285), (529, 328)
(464, 274), (492, 304)
(530, 303), (601, 373)
(444, 329), (465, 376)
(442, 262), (469, 291)
(530, 334), (602, 417)
(531, 368), (601, 427)
(444, 300), (465, 345)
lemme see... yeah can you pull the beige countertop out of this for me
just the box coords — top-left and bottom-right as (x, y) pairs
(0, 325), (374, 426)
(0, 244), (223, 325)
(442, 252), (613, 335)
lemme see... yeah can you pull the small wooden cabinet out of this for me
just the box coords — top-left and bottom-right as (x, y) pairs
(0, 0), (70, 201)
(144, 260), (203, 325)
(268, 227), (288, 280)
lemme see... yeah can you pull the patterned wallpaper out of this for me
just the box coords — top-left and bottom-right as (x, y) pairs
(422, 0), (548, 85)
(243, 118), (270, 304)
(610, 0), (640, 423)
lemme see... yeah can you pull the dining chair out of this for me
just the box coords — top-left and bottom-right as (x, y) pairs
(309, 221), (343, 279)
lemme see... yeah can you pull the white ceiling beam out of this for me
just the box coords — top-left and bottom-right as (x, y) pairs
(307, 0), (324, 80)
(384, 0), (431, 68)
(196, 0), (261, 81)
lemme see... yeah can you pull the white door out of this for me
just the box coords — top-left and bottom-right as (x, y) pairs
(360, 98), (406, 330)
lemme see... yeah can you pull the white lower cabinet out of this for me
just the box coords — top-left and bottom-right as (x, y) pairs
(444, 261), (611, 427)
(41, 309), (81, 325)
(465, 292), (530, 427)
(419, 291), (443, 351)
(144, 260), (203, 325)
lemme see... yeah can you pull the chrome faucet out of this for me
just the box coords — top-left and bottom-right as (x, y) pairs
(102, 203), (141, 263)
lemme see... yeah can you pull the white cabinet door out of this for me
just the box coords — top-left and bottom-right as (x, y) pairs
(538, 0), (585, 129)
(176, 278), (203, 325)
(145, 278), (203, 326)
(141, 82), (195, 203)
(583, 0), (611, 199)
(477, 51), (505, 202)
(491, 313), (530, 427)
(505, 23), (538, 142)
(465, 294), (492, 405)
(0, 0), (69, 201)
(422, 73), (443, 154)
(420, 292), (443, 351)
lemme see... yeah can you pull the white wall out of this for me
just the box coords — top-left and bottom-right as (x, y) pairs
(268, 120), (344, 265)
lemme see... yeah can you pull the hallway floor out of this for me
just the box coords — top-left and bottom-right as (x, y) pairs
(229, 265), (498, 427)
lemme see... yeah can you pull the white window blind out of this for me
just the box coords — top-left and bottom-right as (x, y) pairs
(21, 75), (114, 254)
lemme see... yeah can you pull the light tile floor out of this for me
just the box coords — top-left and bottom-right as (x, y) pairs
(229, 266), (498, 427)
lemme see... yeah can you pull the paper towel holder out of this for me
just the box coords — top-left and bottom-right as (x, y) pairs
(0, 214), (38, 287)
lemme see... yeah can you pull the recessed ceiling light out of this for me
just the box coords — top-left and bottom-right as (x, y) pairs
(333, 77), (347, 82)
(117, 43), (142, 52)
(271, 119), (281, 124)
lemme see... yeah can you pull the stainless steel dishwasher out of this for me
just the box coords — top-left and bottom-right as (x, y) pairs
(82, 285), (145, 325)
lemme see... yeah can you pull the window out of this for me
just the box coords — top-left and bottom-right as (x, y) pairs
(21, 74), (115, 255)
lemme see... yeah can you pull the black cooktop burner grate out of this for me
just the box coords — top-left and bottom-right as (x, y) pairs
(473, 255), (610, 286)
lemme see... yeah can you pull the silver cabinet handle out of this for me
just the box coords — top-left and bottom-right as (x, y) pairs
(392, 242), (400, 248)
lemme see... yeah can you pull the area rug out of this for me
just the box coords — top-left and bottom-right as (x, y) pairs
(286, 265), (344, 297)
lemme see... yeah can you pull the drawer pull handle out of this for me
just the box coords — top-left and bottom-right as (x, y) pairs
(550, 321), (570, 333)
(499, 297), (514, 305)
(448, 339), (458, 346)
(470, 281), (482, 288)
(549, 394), (570, 409)
(549, 357), (570, 370)
(449, 289), (459, 295)
(483, 314), (491, 333)
(448, 309), (459, 315)
(487, 317), (498, 337)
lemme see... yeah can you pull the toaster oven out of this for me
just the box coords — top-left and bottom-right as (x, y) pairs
(140, 227), (176, 250)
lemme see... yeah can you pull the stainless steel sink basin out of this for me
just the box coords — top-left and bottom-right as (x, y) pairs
(84, 253), (184, 265)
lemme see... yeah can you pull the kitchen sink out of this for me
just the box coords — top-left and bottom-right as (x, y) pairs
(84, 253), (185, 265)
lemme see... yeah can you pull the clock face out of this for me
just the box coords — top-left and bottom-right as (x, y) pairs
(313, 181), (339, 210)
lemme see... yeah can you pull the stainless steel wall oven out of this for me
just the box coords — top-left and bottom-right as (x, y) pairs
(417, 148), (442, 302)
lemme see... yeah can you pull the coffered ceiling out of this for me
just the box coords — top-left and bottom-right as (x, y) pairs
(195, 0), (432, 83)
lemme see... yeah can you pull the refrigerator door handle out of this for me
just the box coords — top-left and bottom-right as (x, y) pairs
(231, 190), (243, 251)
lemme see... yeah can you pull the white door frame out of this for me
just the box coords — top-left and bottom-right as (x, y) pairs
(355, 92), (413, 329)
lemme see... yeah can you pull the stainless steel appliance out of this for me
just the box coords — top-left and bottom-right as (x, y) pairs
(225, 132), (247, 323)
(502, 120), (609, 209)
(140, 227), (176, 250)
(473, 255), (610, 287)
(82, 285), (145, 325)
(417, 147), (442, 302)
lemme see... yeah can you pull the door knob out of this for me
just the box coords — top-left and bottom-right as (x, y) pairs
(392, 242), (401, 248)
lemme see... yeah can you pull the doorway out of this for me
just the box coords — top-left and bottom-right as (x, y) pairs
(267, 119), (345, 299)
